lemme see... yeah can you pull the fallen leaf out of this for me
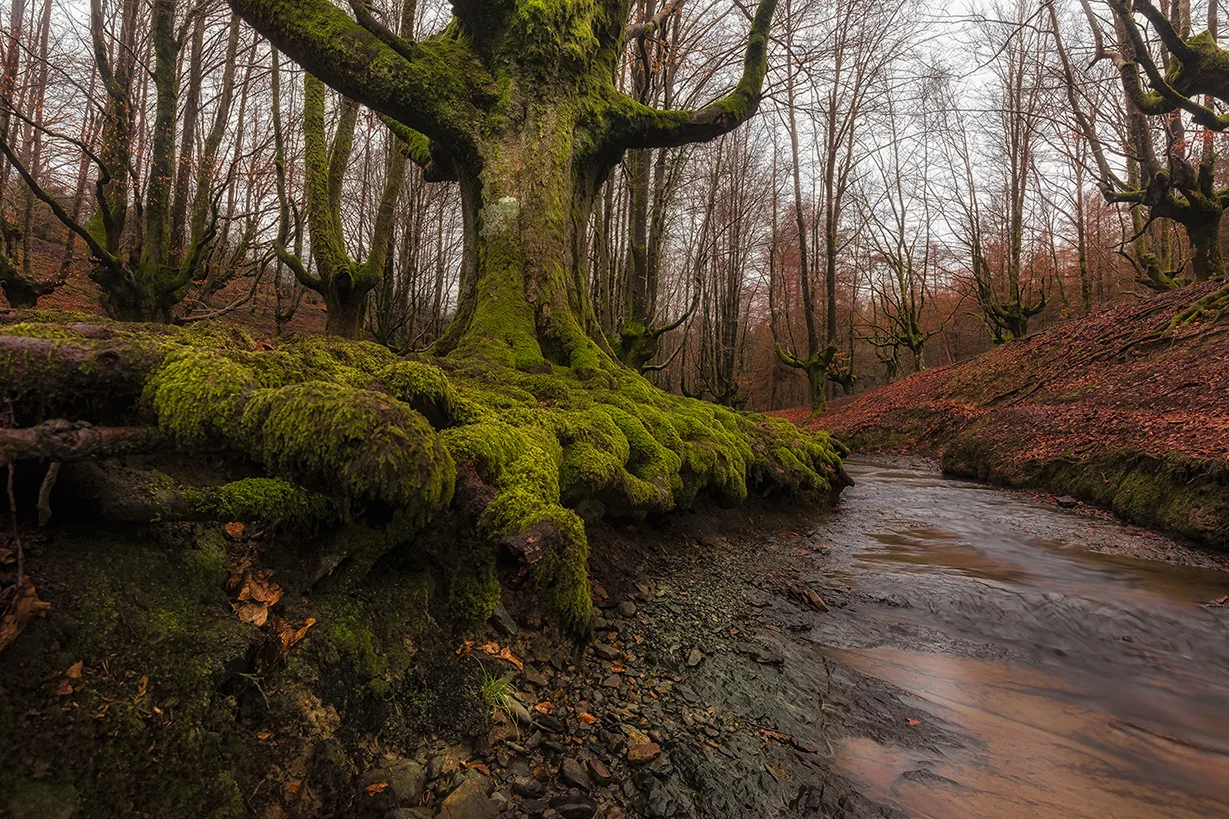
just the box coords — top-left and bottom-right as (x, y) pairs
(137, 676), (148, 698)
(906, 718), (921, 726)
(257, 730), (274, 741)
(365, 783), (388, 796)
(0, 546), (14, 564)
(232, 600), (270, 627)
(0, 579), (52, 653)
(66, 661), (83, 679)
(258, 617), (316, 670)
(533, 701), (555, 714)
(56, 679), (74, 696)
(284, 780), (302, 795)
(577, 712), (598, 725)
(224, 521), (246, 539)
(463, 761), (490, 776)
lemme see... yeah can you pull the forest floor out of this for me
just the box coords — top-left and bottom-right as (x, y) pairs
(775, 282), (1229, 549)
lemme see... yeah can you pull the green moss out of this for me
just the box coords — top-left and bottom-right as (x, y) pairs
(202, 477), (340, 530)
(379, 359), (465, 428)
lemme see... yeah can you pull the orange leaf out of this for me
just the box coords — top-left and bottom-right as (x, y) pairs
(577, 712), (598, 725)
(285, 780), (302, 795)
(365, 783), (388, 796)
(533, 701), (555, 714)
(906, 718), (921, 726)
(66, 661), (83, 679)
(0, 578), (52, 653)
(224, 521), (246, 539)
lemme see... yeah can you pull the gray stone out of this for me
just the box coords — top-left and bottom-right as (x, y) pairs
(521, 799), (548, 816)
(512, 776), (543, 797)
(602, 674), (621, 688)
(686, 648), (703, 667)
(593, 642), (622, 662)
(616, 600), (637, 618)
(385, 810), (434, 819)
(387, 759), (426, 804)
(438, 778), (500, 819)
(559, 757), (590, 791)
(508, 698), (533, 726)
(490, 601), (519, 636)
(1057, 495), (1080, 509)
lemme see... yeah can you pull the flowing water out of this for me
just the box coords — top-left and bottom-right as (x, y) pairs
(812, 458), (1229, 819)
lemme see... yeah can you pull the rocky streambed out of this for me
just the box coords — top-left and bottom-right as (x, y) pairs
(355, 456), (1229, 819)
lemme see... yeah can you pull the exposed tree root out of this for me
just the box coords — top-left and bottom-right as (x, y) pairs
(1169, 280), (1229, 328)
(0, 315), (848, 632)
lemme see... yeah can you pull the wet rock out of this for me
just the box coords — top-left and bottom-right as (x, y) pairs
(741, 642), (784, 665)
(617, 601), (638, 618)
(559, 757), (590, 791)
(575, 498), (606, 523)
(534, 713), (565, 734)
(802, 588), (830, 613)
(626, 742), (662, 765)
(437, 778), (499, 819)
(594, 643), (622, 661)
(602, 674), (621, 688)
(426, 756), (446, 781)
(686, 648), (703, 667)
(521, 798), (548, 816)
(1056, 495), (1079, 509)
(549, 793), (598, 819)
(490, 601), (519, 636)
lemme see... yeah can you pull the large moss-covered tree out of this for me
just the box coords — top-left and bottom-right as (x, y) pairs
(229, 0), (777, 370)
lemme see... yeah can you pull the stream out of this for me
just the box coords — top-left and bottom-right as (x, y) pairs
(809, 457), (1229, 819)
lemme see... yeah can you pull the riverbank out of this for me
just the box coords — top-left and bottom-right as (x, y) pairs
(3, 485), (915, 819)
(777, 284), (1229, 550)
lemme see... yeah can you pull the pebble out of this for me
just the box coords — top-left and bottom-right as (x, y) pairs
(436, 778), (499, 819)
(490, 601), (519, 636)
(602, 674), (621, 688)
(626, 742), (662, 765)
(686, 648), (703, 667)
(617, 601), (638, 618)
(521, 799), (548, 816)
(521, 666), (550, 688)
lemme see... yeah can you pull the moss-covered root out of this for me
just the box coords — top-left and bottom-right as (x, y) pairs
(144, 351), (456, 516)
(1170, 280), (1229, 328)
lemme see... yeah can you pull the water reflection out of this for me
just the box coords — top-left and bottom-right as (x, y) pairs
(821, 458), (1229, 819)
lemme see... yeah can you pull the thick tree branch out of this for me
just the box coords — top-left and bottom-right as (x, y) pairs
(606, 0), (777, 150)
(228, 0), (483, 152)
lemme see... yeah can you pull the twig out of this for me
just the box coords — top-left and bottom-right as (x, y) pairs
(37, 462), (61, 527)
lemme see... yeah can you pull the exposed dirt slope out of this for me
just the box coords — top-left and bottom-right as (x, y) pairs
(776, 283), (1229, 549)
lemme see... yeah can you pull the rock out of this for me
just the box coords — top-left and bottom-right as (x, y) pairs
(617, 601), (638, 618)
(437, 779), (500, 819)
(490, 601), (519, 636)
(686, 648), (702, 667)
(534, 713), (565, 734)
(626, 742), (662, 765)
(575, 498), (606, 523)
(521, 799), (548, 816)
(388, 759), (427, 804)
(522, 666), (550, 688)
(512, 776), (543, 797)
(1057, 495), (1079, 509)
(593, 642), (622, 662)
(559, 757), (590, 791)
(803, 587), (830, 613)
(386, 809), (434, 819)
(549, 794), (599, 819)
(458, 771), (493, 795)
(602, 674), (621, 688)
(586, 758), (613, 785)
(635, 582), (653, 596)
(508, 698), (533, 726)
(426, 756), (446, 781)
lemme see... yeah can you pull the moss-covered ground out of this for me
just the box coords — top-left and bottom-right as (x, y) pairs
(0, 311), (847, 817)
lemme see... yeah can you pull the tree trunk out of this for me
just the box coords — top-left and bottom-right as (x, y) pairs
(442, 105), (605, 372)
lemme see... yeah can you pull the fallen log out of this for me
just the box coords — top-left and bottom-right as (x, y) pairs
(0, 420), (160, 467)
